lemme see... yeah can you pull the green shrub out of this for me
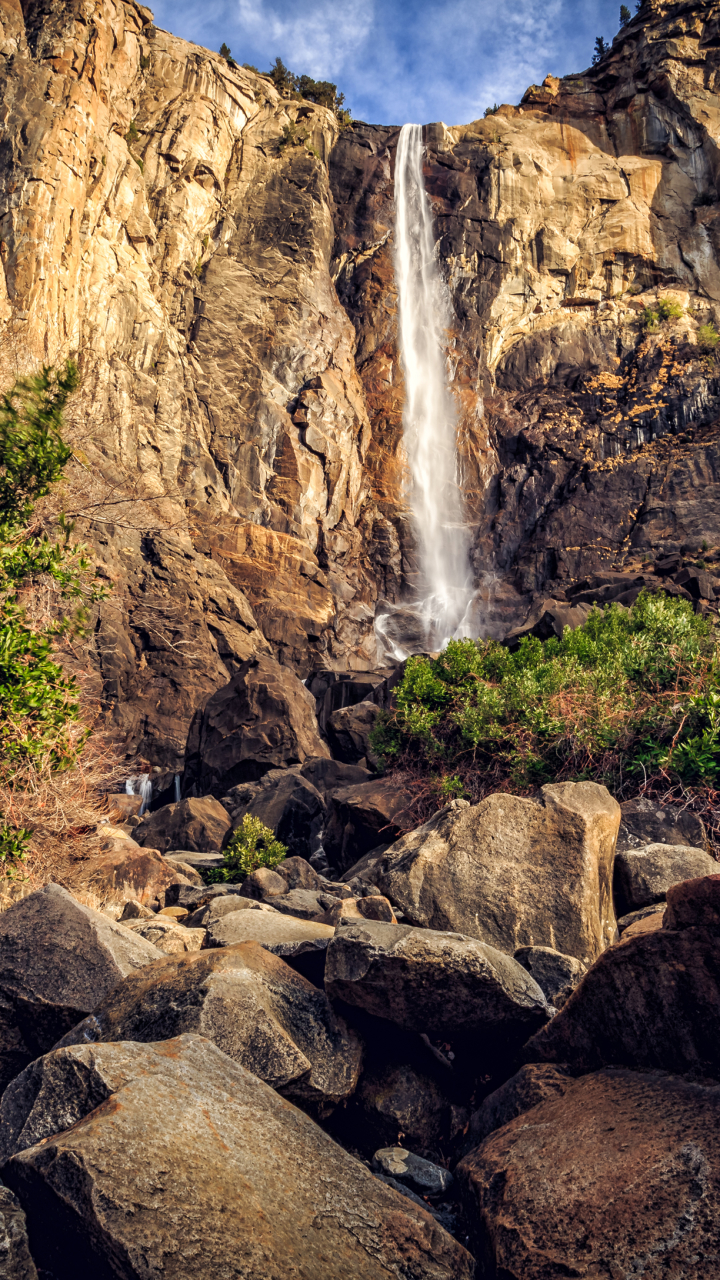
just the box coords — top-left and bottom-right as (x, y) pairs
(619, 5), (631, 26)
(371, 592), (720, 800)
(484, 103), (499, 117)
(205, 813), (288, 883)
(641, 299), (683, 329)
(124, 120), (139, 147)
(592, 36), (609, 64)
(697, 322), (719, 352)
(219, 43), (238, 69)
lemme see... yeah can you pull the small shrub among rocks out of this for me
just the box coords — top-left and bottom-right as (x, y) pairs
(206, 814), (287, 884)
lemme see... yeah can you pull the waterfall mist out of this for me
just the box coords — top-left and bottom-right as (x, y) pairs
(381, 122), (474, 655)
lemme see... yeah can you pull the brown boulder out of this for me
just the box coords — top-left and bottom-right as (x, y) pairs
(0, 1036), (473, 1279)
(616, 796), (706, 853)
(221, 769), (326, 862)
(0, 885), (162, 1093)
(64, 844), (193, 911)
(325, 700), (381, 765)
(376, 783), (620, 965)
(205, 909), (334, 953)
(134, 796), (232, 854)
(464, 1063), (572, 1151)
(324, 778), (414, 874)
(239, 867), (290, 900)
(56, 943), (362, 1108)
(457, 1069), (720, 1279)
(184, 654), (329, 795)
(319, 895), (397, 926)
(613, 841), (717, 916)
(526, 875), (720, 1075)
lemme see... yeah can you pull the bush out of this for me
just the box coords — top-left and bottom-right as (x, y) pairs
(205, 813), (287, 883)
(484, 103), (499, 117)
(697, 322), (720, 352)
(219, 42), (238, 69)
(619, 4), (631, 26)
(641, 299), (684, 329)
(371, 592), (720, 802)
(268, 57), (351, 124)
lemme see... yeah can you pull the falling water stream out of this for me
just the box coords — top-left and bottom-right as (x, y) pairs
(377, 122), (474, 656)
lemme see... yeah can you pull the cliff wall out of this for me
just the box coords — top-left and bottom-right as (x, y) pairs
(2, 0), (720, 765)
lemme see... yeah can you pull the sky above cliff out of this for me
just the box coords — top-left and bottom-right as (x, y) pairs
(149, 0), (629, 126)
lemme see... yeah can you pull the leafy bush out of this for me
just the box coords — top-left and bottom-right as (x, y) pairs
(205, 813), (287, 883)
(697, 322), (720, 352)
(641, 299), (683, 329)
(371, 592), (720, 803)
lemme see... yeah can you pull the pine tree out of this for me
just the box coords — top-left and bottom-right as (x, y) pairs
(619, 5), (631, 26)
(592, 36), (609, 64)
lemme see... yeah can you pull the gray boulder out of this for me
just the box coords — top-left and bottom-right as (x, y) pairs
(325, 921), (549, 1061)
(206, 909), (334, 951)
(616, 797), (706, 853)
(514, 945), (586, 1008)
(0, 885), (162, 1093)
(134, 796), (232, 854)
(374, 783), (620, 965)
(372, 1147), (453, 1195)
(55, 943), (361, 1108)
(325, 701), (381, 765)
(613, 842), (718, 917)
(0, 1036), (473, 1279)
(185, 896), (278, 928)
(0, 1185), (37, 1279)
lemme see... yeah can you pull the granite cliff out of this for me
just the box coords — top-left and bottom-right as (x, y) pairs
(1, 0), (720, 765)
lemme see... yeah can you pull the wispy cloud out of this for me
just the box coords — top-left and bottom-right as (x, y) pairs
(149, 0), (623, 126)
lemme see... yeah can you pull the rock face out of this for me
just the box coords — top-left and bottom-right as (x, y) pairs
(0, 1035), (474, 1279)
(457, 1069), (720, 1280)
(526, 873), (720, 1076)
(56, 943), (362, 1107)
(613, 841), (717, 916)
(184, 654), (329, 794)
(0, 885), (162, 1093)
(374, 783), (620, 964)
(221, 770), (326, 862)
(325, 921), (549, 1062)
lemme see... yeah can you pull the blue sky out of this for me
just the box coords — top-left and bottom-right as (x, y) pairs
(148, 0), (629, 126)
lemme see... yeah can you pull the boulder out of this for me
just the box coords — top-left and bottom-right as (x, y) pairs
(158, 857), (203, 885)
(121, 918), (206, 954)
(56, 943), (362, 1108)
(525, 874), (720, 1075)
(319, 896), (397, 927)
(464, 1063), (572, 1151)
(325, 701), (381, 765)
(617, 902), (666, 934)
(184, 653), (330, 795)
(342, 1056), (468, 1155)
(613, 841), (717, 916)
(457, 1068), (720, 1279)
(0, 1184), (37, 1279)
(163, 882), (246, 911)
(163, 851), (224, 871)
(0, 1036), (474, 1279)
(0, 885), (162, 1093)
(221, 768), (326, 861)
(205, 909), (334, 952)
(616, 796), (706, 853)
(275, 856), (322, 890)
(239, 867), (289, 900)
(300, 757), (373, 794)
(134, 796), (231, 854)
(63, 844), (192, 912)
(324, 778), (415, 874)
(375, 783), (620, 965)
(270, 889), (328, 920)
(372, 1147), (452, 1196)
(503, 599), (592, 649)
(185, 896), (278, 928)
(513, 945), (586, 1008)
(325, 921), (549, 1063)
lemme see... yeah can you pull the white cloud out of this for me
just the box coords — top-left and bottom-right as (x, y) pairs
(235, 0), (375, 79)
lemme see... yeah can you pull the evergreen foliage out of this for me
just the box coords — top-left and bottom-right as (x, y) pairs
(370, 593), (720, 801)
(619, 5), (631, 26)
(592, 36), (609, 63)
(269, 57), (351, 124)
(205, 813), (288, 883)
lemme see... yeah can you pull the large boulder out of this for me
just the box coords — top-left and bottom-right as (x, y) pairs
(513, 945), (586, 1008)
(300, 757), (373, 794)
(616, 796), (706, 853)
(220, 768), (326, 860)
(336, 1052), (469, 1157)
(205, 908), (334, 953)
(56, 943), (362, 1108)
(457, 1068), (720, 1279)
(184, 653), (330, 795)
(134, 796), (232, 854)
(375, 783), (620, 965)
(464, 1063), (572, 1151)
(0, 1185), (37, 1279)
(63, 844), (193, 912)
(325, 700), (381, 765)
(525, 873), (720, 1076)
(613, 841), (717, 916)
(325, 921), (549, 1064)
(324, 778), (415, 874)
(0, 885), (163, 1093)
(0, 1036), (474, 1279)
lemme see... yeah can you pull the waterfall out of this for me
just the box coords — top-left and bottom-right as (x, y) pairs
(391, 121), (473, 652)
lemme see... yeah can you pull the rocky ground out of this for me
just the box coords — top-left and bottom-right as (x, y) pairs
(0, 641), (719, 1278)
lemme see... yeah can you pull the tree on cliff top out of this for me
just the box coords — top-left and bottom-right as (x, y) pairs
(269, 57), (351, 124)
(592, 36), (609, 63)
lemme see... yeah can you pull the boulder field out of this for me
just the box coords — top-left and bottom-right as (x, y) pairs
(1, 773), (719, 1276)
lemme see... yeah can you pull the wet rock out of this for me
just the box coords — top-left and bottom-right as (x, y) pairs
(206, 909), (334, 951)
(372, 1147), (453, 1196)
(616, 797), (706, 854)
(376, 783), (620, 965)
(324, 778), (414, 874)
(134, 796), (232, 854)
(221, 769), (326, 861)
(326, 701), (381, 765)
(56, 943), (362, 1107)
(1, 1036), (474, 1279)
(457, 1068), (720, 1280)
(0, 885), (162, 1093)
(0, 1184), (37, 1279)
(526, 874), (720, 1075)
(184, 654), (330, 796)
(325, 921), (549, 1064)
(464, 1063), (572, 1151)
(513, 945), (586, 1008)
(613, 841), (717, 916)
